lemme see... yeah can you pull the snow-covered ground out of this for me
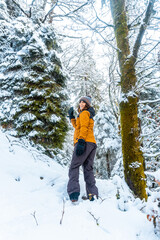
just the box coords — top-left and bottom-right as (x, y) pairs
(0, 130), (158, 240)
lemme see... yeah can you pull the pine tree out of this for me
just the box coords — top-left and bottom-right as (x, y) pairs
(139, 86), (160, 173)
(0, 0), (68, 156)
(94, 102), (121, 178)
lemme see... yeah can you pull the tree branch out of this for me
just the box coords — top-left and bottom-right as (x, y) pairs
(108, 65), (119, 122)
(28, 0), (36, 18)
(60, 199), (65, 225)
(31, 211), (38, 226)
(42, 1), (58, 23)
(88, 211), (99, 226)
(139, 98), (160, 105)
(92, 3), (114, 28)
(42, 1), (89, 23)
(136, 41), (160, 65)
(75, 16), (119, 51)
(11, 0), (30, 17)
(31, 0), (36, 6)
(57, 33), (83, 39)
(132, 0), (156, 60)
(128, 10), (146, 29)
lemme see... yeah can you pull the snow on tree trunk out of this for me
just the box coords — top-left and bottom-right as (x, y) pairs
(110, 0), (147, 200)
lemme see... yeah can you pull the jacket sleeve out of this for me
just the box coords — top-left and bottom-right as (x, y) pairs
(71, 118), (76, 128)
(79, 111), (90, 140)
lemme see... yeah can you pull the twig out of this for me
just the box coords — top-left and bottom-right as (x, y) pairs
(60, 199), (65, 225)
(42, 1), (89, 23)
(92, 3), (114, 28)
(5, 134), (14, 153)
(58, 34), (82, 39)
(42, 1), (58, 23)
(135, 41), (160, 65)
(31, 211), (38, 226)
(11, 0), (30, 17)
(77, 18), (119, 51)
(88, 211), (99, 226)
(98, 196), (107, 204)
(31, 0), (36, 6)
(128, 10), (146, 29)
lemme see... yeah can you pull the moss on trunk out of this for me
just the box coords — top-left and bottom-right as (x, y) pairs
(110, 0), (147, 200)
(120, 96), (147, 199)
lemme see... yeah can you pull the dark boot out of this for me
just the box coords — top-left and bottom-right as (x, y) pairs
(69, 192), (80, 202)
(88, 193), (98, 201)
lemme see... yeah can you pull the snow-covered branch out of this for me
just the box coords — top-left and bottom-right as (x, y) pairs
(132, 0), (156, 59)
(139, 98), (160, 104)
(141, 126), (160, 137)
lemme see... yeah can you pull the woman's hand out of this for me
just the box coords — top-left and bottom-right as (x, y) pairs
(68, 107), (75, 120)
(76, 139), (86, 156)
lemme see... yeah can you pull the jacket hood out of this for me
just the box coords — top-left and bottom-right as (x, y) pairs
(87, 107), (95, 118)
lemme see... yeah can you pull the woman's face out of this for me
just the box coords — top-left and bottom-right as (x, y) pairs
(79, 101), (86, 110)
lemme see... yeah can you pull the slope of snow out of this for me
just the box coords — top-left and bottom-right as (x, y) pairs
(0, 130), (158, 240)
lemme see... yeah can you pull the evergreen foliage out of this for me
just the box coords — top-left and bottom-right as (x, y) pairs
(94, 103), (121, 178)
(0, 0), (68, 155)
(139, 87), (160, 173)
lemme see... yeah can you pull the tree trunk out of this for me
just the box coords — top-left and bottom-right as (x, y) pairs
(106, 153), (111, 178)
(110, 0), (147, 200)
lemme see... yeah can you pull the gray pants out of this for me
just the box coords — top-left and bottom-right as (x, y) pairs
(67, 142), (98, 197)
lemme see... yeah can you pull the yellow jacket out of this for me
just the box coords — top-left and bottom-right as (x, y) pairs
(71, 108), (96, 145)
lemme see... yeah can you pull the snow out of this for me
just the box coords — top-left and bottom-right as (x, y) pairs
(0, 90), (11, 98)
(18, 113), (36, 122)
(104, 138), (120, 150)
(0, 73), (4, 79)
(0, 130), (158, 240)
(129, 162), (142, 169)
(28, 130), (38, 137)
(119, 91), (138, 104)
(50, 114), (61, 123)
(146, 170), (160, 182)
(140, 99), (160, 104)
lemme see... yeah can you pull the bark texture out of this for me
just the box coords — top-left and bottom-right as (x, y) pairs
(110, 0), (148, 200)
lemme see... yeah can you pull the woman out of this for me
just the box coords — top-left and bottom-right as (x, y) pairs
(67, 96), (98, 202)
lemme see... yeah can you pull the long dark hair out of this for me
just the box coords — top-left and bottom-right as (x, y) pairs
(78, 101), (90, 112)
